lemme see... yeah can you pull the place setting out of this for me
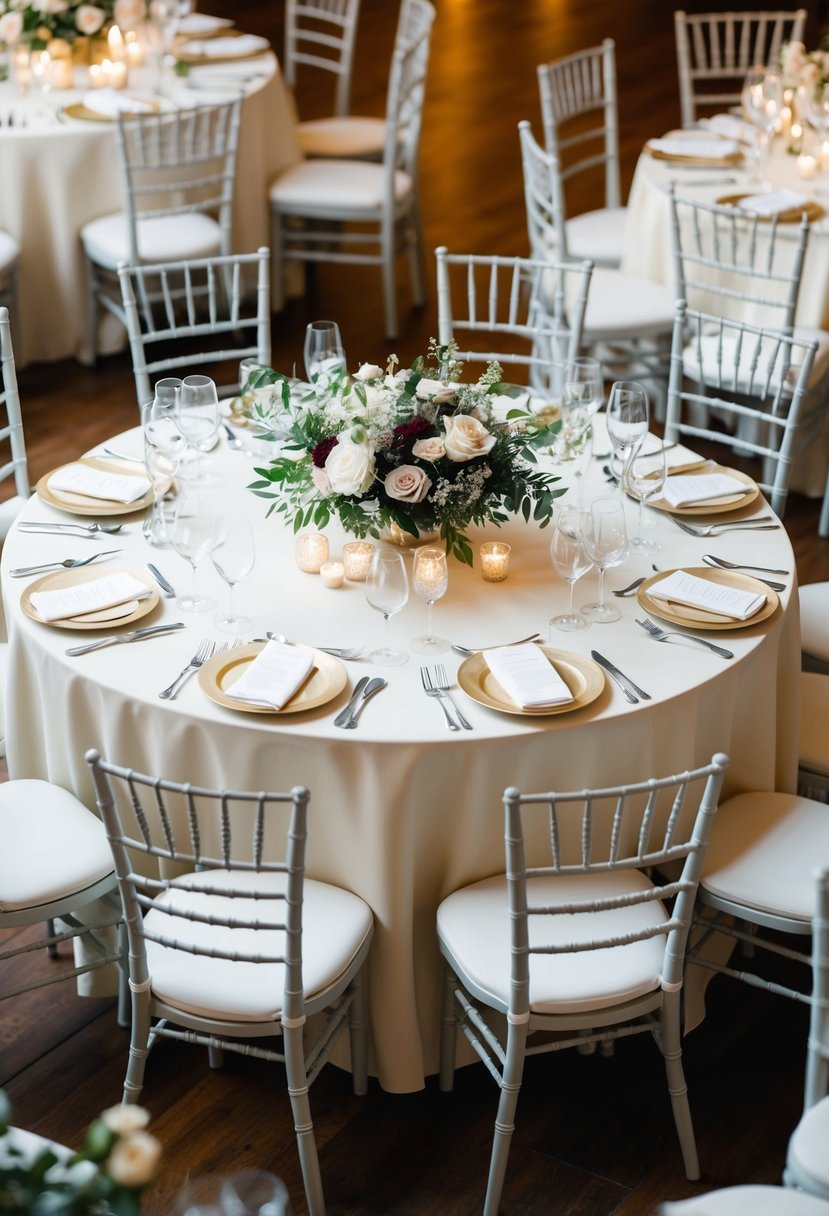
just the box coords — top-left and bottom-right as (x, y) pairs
(35, 456), (154, 516)
(20, 564), (161, 631)
(635, 566), (779, 632)
(198, 637), (349, 716)
(454, 639), (606, 718)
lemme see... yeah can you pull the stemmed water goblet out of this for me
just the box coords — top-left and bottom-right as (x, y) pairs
(171, 485), (216, 613)
(365, 549), (409, 666)
(303, 320), (346, 386)
(606, 380), (649, 496)
(581, 496), (629, 623)
(549, 507), (592, 633)
(175, 375), (220, 483)
(142, 378), (186, 547)
(741, 66), (783, 187)
(628, 440), (667, 551)
(211, 512), (255, 633)
(410, 545), (449, 654)
(220, 1170), (292, 1216)
(148, 0), (180, 93)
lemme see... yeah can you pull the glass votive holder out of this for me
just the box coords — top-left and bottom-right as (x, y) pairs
(342, 540), (376, 582)
(480, 541), (511, 582)
(320, 560), (344, 588)
(295, 532), (329, 573)
(10, 44), (31, 94)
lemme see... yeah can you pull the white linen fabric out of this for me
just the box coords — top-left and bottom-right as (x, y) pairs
(483, 642), (573, 707)
(648, 136), (740, 160)
(227, 639), (314, 709)
(647, 570), (766, 619)
(80, 89), (153, 117)
(180, 35), (270, 57)
(660, 472), (751, 508)
(661, 1185), (829, 1214)
(47, 464), (150, 503)
(737, 188), (810, 217)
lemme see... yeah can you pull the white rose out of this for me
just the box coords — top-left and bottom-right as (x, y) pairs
(325, 439), (375, 496)
(101, 1105), (151, 1134)
(384, 464), (432, 504)
(354, 362), (384, 382)
(32, 0), (67, 12)
(415, 377), (456, 404)
(113, 0), (146, 29)
(0, 10), (23, 40)
(107, 1131), (162, 1188)
(74, 4), (106, 33)
(411, 436), (445, 461)
(443, 414), (496, 462)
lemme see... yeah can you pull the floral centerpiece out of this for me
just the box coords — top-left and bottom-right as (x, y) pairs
(0, 1088), (161, 1216)
(244, 340), (564, 566)
(0, 0), (145, 48)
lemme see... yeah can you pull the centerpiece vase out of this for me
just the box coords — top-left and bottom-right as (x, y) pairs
(380, 521), (440, 547)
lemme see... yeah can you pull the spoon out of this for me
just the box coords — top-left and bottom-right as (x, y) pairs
(18, 520), (125, 535)
(452, 634), (543, 657)
(223, 422), (244, 451)
(702, 554), (790, 576)
(10, 549), (123, 577)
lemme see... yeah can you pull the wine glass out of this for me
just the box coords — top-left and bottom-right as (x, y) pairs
(211, 512), (255, 633)
(175, 375), (220, 482)
(563, 356), (603, 418)
(606, 380), (649, 495)
(410, 545), (449, 654)
(549, 507), (592, 633)
(303, 320), (346, 385)
(142, 379), (186, 547)
(628, 440), (667, 551)
(220, 1171), (291, 1216)
(365, 549), (409, 666)
(797, 80), (829, 142)
(171, 486), (216, 612)
(581, 497), (629, 623)
(741, 67), (783, 186)
(148, 0), (180, 92)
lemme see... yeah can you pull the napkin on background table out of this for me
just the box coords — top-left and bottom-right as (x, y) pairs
(483, 642), (573, 709)
(647, 136), (740, 160)
(48, 464), (151, 503)
(660, 471), (747, 508)
(227, 639), (314, 710)
(648, 570), (767, 620)
(701, 113), (755, 143)
(81, 89), (154, 117)
(177, 12), (233, 35)
(180, 34), (270, 57)
(30, 573), (150, 622)
(737, 189), (810, 217)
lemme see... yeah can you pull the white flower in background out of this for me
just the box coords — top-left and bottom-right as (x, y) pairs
(74, 3), (105, 32)
(415, 377), (456, 404)
(107, 1130), (163, 1188)
(354, 362), (384, 382)
(311, 466), (332, 495)
(384, 464), (432, 503)
(325, 438), (376, 496)
(442, 414), (496, 462)
(100, 1104), (151, 1135)
(0, 10), (23, 39)
(31, 0), (68, 12)
(113, 0), (146, 28)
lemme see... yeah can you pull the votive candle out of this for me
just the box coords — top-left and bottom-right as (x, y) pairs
(797, 153), (817, 179)
(480, 541), (511, 582)
(295, 532), (329, 573)
(320, 560), (345, 588)
(342, 540), (376, 581)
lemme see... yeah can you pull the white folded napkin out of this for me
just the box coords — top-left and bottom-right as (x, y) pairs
(187, 56), (271, 79)
(30, 573), (150, 623)
(48, 464), (151, 504)
(648, 570), (766, 620)
(701, 113), (755, 143)
(227, 640), (314, 710)
(737, 189), (810, 217)
(661, 471), (747, 508)
(483, 642), (573, 709)
(648, 136), (740, 160)
(178, 13), (233, 34)
(82, 89), (154, 117)
(181, 34), (270, 57)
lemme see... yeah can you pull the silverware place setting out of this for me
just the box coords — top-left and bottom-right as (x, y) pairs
(65, 621), (186, 657)
(590, 651), (652, 703)
(671, 516), (778, 537)
(700, 555), (785, 592)
(451, 633), (542, 657)
(635, 617), (734, 659)
(421, 666), (460, 730)
(701, 554), (790, 575)
(18, 520), (125, 537)
(146, 564), (176, 598)
(158, 639), (230, 700)
(333, 677), (387, 729)
(10, 549), (123, 578)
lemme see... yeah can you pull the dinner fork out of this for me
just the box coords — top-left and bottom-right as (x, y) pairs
(10, 549), (123, 577)
(433, 664), (473, 730)
(635, 617), (734, 659)
(671, 516), (776, 537)
(158, 638), (216, 700)
(420, 667), (460, 730)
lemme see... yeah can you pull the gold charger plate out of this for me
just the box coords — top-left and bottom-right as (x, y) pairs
(636, 567), (778, 631)
(20, 567), (159, 631)
(646, 143), (743, 167)
(645, 464), (759, 516)
(36, 457), (153, 517)
(716, 193), (825, 224)
(198, 643), (347, 715)
(177, 31), (271, 64)
(63, 99), (160, 122)
(457, 646), (605, 717)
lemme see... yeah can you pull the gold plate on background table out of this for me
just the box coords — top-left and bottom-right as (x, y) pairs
(199, 643), (347, 715)
(457, 646), (605, 717)
(177, 31), (271, 64)
(636, 567), (778, 631)
(716, 193), (825, 223)
(63, 100), (160, 122)
(645, 464), (759, 515)
(20, 567), (159, 631)
(645, 144), (743, 167)
(36, 457), (154, 516)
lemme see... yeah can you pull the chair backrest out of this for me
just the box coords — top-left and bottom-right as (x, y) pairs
(116, 99), (242, 267)
(435, 246), (592, 397)
(804, 865), (829, 1110)
(502, 755), (728, 1020)
(670, 187), (809, 334)
(284, 0), (362, 117)
(519, 117), (575, 265)
(536, 38), (621, 215)
(665, 299), (817, 515)
(675, 9), (807, 128)
(0, 306), (30, 506)
(85, 748), (311, 1027)
(118, 247), (272, 407)
(382, 0), (435, 185)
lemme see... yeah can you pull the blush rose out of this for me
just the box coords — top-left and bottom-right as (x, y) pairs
(384, 464), (431, 504)
(443, 414), (496, 462)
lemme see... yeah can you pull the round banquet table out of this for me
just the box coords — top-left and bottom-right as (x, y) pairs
(0, 424), (801, 1092)
(621, 130), (829, 497)
(0, 46), (300, 368)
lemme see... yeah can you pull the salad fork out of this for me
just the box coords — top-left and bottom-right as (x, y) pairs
(420, 667), (460, 730)
(433, 664), (473, 730)
(635, 617), (734, 659)
(10, 549), (122, 577)
(158, 638), (217, 700)
(672, 517), (776, 538)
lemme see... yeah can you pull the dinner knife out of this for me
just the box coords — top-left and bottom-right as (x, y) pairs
(146, 563), (176, 598)
(332, 676), (370, 727)
(65, 621), (186, 656)
(591, 651), (652, 703)
(343, 678), (387, 729)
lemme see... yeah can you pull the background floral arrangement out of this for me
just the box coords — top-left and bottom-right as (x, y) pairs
(246, 340), (564, 566)
(781, 32), (829, 91)
(0, 1088), (161, 1216)
(0, 0), (145, 47)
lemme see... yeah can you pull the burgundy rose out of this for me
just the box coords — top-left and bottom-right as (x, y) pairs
(312, 436), (339, 468)
(391, 416), (432, 449)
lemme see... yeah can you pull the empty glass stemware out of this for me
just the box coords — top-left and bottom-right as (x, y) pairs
(606, 380), (649, 495)
(171, 486), (216, 613)
(303, 320), (346, 386)
(142, 379), (185, 547)
(211, 512), (255, 633)
(175, 375), (220, 482)
(741, 66), (783, 186)
(220, 1170), (291, 1216)
(365, 549), (409, 666)
(581, 497), (629, 623)
(628, 440), (667, 551)
(410, 545), (449, 654)
(148, 0), (180, 92)
(549, 507), (592, 633)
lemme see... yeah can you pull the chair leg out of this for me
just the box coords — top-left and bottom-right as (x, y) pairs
(83, 252), (99, 366)
(407, 200), (426, 308)
(270, 208), (286, 314)
(439, 962), (458, 1092)
(660, 994), (700, 1181)
(381, 225), (398, 339)
(820, 469), (829, 538)
(283, 1022), (325, 1216)
(348, 966), (370, 1097)
(46, 918), (59, 960)
(122, 984), (152, 1104)
(483, 1019), (528, 1216)
(208, 1042), (225, 1068)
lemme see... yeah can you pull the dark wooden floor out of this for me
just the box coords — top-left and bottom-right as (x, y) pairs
(3, 0), (828, 1212)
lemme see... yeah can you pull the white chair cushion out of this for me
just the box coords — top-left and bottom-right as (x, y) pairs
(801, 673), (829, 776)
(801, 583), (829, 662)
(0, 641), (6, 760)
(437, 870), (668, 1016)
(269, 159), (412, 211)
(0, 494), (26, 542)
(701, 792), (829, 922)
(661, 1184), (829, 1214)
(297, 115), (386, 159)
(0, 780), (113, 913)
(682, 327), (829, 393)
(582, 267), (676, 339)
(787, 1096), (829, 1195)
(0, 228), (20, 274)
(565, 205), (627, 267)
(80, 213), (223, 270)
(144, 868), (373, 1024)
